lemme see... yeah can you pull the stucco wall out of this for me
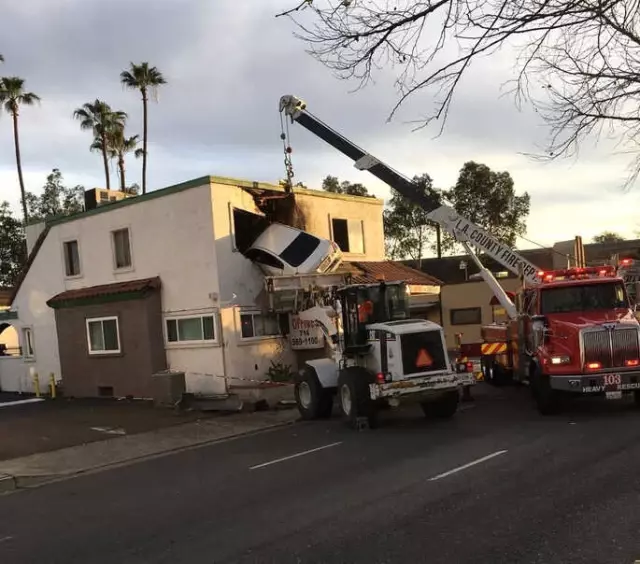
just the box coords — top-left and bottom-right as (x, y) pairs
(8, 176), (385, 396)
(54, 292), (166, 398)
(293, 189), (385, 261)
(11, 181), (223, 394)
(210, 181), (296, 388)
(440, 278), (521, 348)
(0, 357), (29, 392)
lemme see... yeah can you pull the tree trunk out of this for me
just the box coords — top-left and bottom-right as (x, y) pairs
(142, 88), (148, 195)
(12, 111), (28, 223)
(436, 223), (442, 258)
(101, 131), (110, 190)
(118, 151), (126, 191)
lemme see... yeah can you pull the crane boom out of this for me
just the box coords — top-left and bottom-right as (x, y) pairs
(279, 95), (542, 289)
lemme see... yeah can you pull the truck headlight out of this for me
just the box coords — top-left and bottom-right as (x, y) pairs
(550, 355), (571, 365)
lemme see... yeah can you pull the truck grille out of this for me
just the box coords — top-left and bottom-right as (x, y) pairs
(401, 331), (448, 376)
(582, 327), (640, 368)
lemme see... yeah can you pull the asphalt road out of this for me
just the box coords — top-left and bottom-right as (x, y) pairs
(2, 384), (640, 564)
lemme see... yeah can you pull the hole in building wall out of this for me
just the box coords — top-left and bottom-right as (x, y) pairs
(233, 190), (309, 256)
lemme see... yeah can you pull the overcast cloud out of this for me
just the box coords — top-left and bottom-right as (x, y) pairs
(0, 0), (637, 254)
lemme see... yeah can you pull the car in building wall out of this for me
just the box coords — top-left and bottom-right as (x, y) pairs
(245, 223), (343, 277)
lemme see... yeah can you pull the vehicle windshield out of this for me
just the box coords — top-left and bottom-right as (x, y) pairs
(540, 281), (628, 314)
(366, 284), (409, 321)
(279, 232), (321, 267)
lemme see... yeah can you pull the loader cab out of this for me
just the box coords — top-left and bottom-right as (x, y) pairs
(338, 281), (409, 353)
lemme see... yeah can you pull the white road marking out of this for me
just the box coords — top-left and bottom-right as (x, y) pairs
(428, 449), (508, 481)
(0, 398), (44, 408)
(250, 442), (343, 470)
(0, 536), (13, 543)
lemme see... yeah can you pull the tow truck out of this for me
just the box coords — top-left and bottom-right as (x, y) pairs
(277, 94), (640, 415)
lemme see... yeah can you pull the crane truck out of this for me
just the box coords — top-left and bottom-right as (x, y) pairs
(277, 94), (640, 416)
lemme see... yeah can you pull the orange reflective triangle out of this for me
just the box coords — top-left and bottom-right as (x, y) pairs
(416, 348), (433, 368)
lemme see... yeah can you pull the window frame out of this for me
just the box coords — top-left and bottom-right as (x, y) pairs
(22, 327), (35, 360)
(111, 227), (133, 271)
(238, 310), (284, 342)
(62, 238), (82, 278)
(164, 314), (217, 346)
(85, 316), (121, 355)
(450, 307), (482, 326)
(330, 216), (365, 255)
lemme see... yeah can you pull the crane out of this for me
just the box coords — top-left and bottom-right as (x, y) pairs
(278, 95), (541, 320)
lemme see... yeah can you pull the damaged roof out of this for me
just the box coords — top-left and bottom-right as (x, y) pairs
(342, 261), (442, 286)
(47, 277), (161, 309)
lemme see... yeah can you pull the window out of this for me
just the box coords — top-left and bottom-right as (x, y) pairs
(244, 249), (285, 270)
(450, 307), (482, 326)
(540, 282), (627, 314)
(86, 317), (120, 354)
(63, 240), (80, 277)
(240, 312), (283, 339)
(112, 228), (132, 269)
(166, 315), (215, 343)
(279, 232), (321, 267)
(331, 218), (364, 254)
(22, 328), (34, 358)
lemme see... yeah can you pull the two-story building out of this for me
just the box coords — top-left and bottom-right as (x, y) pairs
(0, 175), (438, 399)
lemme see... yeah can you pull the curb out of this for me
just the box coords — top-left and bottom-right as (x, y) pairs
(0, 474), (16, 493)
(2, 415), (300, 493)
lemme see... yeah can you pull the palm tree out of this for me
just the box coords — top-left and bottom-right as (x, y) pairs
(120, 62), (166, 195)
(73, 100), (126, 190)
(0, 77), (41, 222)
(93, 128), (141, 191)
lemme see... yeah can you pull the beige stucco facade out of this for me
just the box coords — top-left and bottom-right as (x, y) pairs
(293, 188), (385, 261)
(440, 278), (521, 348)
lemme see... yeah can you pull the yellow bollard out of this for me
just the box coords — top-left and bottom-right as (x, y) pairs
(33, 371), (40, 398)
(49, 373), (56, 399)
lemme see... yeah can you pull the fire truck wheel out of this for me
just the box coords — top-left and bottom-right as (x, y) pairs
(421, 390), (459, 419)
(481, 357), (494, 385)
(294, 368), (333, 420)
(530, 366), (560, 415)
(337, 368), (378, 429)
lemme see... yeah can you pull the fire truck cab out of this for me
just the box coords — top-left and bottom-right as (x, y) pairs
(482, 265), (640, 413)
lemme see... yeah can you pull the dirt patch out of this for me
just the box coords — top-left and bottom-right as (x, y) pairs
(0, 395), (214, 462)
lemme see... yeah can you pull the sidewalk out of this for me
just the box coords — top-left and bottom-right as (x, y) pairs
(0, 408), (300, 492)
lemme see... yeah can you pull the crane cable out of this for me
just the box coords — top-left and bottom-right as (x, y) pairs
(279, 111), (295, 192)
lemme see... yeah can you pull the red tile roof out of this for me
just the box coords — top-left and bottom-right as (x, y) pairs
(47, 277), (161, 307)
(343, 261), (442, 286)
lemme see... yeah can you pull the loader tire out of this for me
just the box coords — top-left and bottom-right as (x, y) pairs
(421, 390), (459, 419)
(337, 367), (378, 429)
(294, 367), (333, 420)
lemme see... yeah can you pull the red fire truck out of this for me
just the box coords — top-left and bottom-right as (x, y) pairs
(481, 264), (640, 412)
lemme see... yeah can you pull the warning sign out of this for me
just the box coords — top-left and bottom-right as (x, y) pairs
(416, 348), (433, 368)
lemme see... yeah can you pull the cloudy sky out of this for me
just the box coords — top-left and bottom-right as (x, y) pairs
(1, 0), (638, 255)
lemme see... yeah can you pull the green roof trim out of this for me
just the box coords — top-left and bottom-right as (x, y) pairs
(47, 176), (212, 228)
(47, 289), (153, 310)
(44, 174), (383, 229)
(0, 310), (18, 321)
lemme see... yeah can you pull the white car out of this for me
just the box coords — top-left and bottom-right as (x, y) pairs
(245, 223), (343, 276)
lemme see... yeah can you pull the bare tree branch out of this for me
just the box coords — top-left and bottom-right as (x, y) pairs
(282, 0), (640, 185)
